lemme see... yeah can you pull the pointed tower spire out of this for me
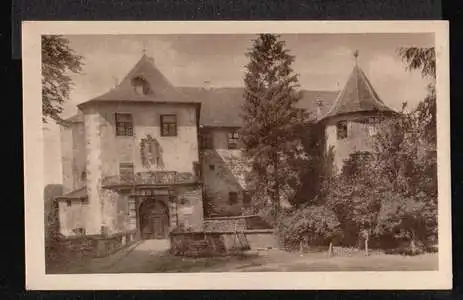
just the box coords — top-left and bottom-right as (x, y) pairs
(353, 50), (359, 64)
(322, 51), (395, 120)
(141, 40), (147, 56)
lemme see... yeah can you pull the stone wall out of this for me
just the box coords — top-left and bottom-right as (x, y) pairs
(98, 102), (200, 177)
(203, 217), (246, 231)
(52, 230), (138, 260)
(203, 215), (273, 232)
(83, 109), (104, 235)
(176, 186), (204, 230)
(60, 126), (74, 194)
(201, 149), (249, 216)
(60, 121), (86, 194)
(100, 189), (131, 235)
(325, 113), (378, 173)
(58, 199), (87, 236)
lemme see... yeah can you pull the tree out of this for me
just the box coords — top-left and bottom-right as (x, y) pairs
(321, 47), (438, 253)
(42, 35), (84, 124)
(398, 47), (436, 144)
(325, 152), (384, 247)
(240, 34), (304, 220)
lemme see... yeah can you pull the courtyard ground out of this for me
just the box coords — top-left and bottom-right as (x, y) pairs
(48, 239), (439, 274)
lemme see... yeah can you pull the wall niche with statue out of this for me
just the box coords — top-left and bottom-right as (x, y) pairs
(140, 134), (164, 170)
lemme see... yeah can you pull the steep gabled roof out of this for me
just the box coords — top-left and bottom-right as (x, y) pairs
(54, 186), (87, 201)
(322, 64), (395, 120)
(68, 87), (338, 127)
(78, 54), (198, 108)
(179, 87), (339, 127)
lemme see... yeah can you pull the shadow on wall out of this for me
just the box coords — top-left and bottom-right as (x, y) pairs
(44, 184), (64, 240)
(202, 150), (246, 217)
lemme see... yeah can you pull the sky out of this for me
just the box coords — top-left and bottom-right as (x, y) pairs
(43, 33), (434, 186)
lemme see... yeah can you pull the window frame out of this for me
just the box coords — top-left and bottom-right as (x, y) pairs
(227, 129), (240, 149)
(115, 113), (134, 137)
(200, 131), (213, 149)
(242, 191), (251, 206)
(228, 191), (238, 205)
(160, 114), (178, 137)
(336, 121), (348, 140)
(119, 162), (135, 181)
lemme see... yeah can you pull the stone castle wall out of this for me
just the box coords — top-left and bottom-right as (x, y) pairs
(325, 113), (378, 173)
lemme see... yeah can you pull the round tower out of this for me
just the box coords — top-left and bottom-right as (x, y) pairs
(320, 51), (398, 173)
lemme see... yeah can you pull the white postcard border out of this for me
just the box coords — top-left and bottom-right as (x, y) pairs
(22, 20), (451, 290)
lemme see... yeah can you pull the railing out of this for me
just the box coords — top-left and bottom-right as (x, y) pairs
(102, 171), (197, 187)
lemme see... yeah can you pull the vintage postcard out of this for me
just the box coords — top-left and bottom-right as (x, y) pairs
(23, 21), (451, 290)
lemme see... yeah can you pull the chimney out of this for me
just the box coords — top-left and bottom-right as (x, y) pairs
(203, 80), (212, 90)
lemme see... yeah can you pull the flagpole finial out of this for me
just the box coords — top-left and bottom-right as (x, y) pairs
(353, 50), (359, 63)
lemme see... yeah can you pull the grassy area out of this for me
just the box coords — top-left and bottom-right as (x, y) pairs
(103, 249), (438, 273)
(48, 240), (439, 274)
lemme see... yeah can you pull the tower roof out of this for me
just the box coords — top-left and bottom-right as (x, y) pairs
(322, 57), (395, 120)
(78, 54), (197, 108)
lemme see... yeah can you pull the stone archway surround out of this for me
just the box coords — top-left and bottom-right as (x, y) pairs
(137, 197), (170, 240)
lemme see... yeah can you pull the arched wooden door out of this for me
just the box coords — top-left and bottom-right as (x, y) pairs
(139, 199), (169, 240)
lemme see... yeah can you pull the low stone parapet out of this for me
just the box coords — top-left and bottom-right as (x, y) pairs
(50, 230), (138, 259)
(203, 215), (273, 232)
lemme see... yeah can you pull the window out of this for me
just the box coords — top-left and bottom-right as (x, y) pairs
(228, 191), (238, 205)
(119, 162), (134, 181)
(193, 161), (201, 178)
(81, 171), (86, 181)
(227, 130), (239, 149)
(131, 76), (150, 95)
(73, 227), (86, 236)
(200, 132), (213, 149)
(368, 117), (378, 136)
(368, 124), (377, 136)
(336, 121), (348, 140)
(243, 191), (251, 205)
(115, 113), (133, 136)
(209, 164), (215, 170)
(161, 115), (177, 137)
(66, 200), (72, 207)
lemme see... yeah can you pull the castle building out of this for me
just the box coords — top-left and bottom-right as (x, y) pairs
(320, 52), (398, 173)
(54, 52), (395, 255)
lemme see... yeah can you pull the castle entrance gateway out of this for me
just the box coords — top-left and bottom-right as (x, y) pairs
(133, 188), (175, 240)
(139, 198), (169, 240)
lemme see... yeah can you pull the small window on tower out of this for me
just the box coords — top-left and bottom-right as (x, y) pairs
(243, 191), (251, 206)
(228, 192), (238, 205)
(368, 124), (378, 136)
(336, 121), (348, 140)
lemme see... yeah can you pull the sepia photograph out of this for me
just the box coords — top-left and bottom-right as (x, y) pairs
(22, 21), (451, 290)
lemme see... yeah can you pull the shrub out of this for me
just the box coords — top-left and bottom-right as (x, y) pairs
(276, 205), (341, 250)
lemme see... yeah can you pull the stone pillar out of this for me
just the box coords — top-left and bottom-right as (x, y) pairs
(169, 195), (178, 228)
(128, 196), (137, 230)
(84, 110), (103, 235)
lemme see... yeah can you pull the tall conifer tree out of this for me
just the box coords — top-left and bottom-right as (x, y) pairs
(240, 34), (303, 219)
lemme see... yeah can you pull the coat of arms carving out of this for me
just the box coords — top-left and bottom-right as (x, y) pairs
(140, 134), (164, 169)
